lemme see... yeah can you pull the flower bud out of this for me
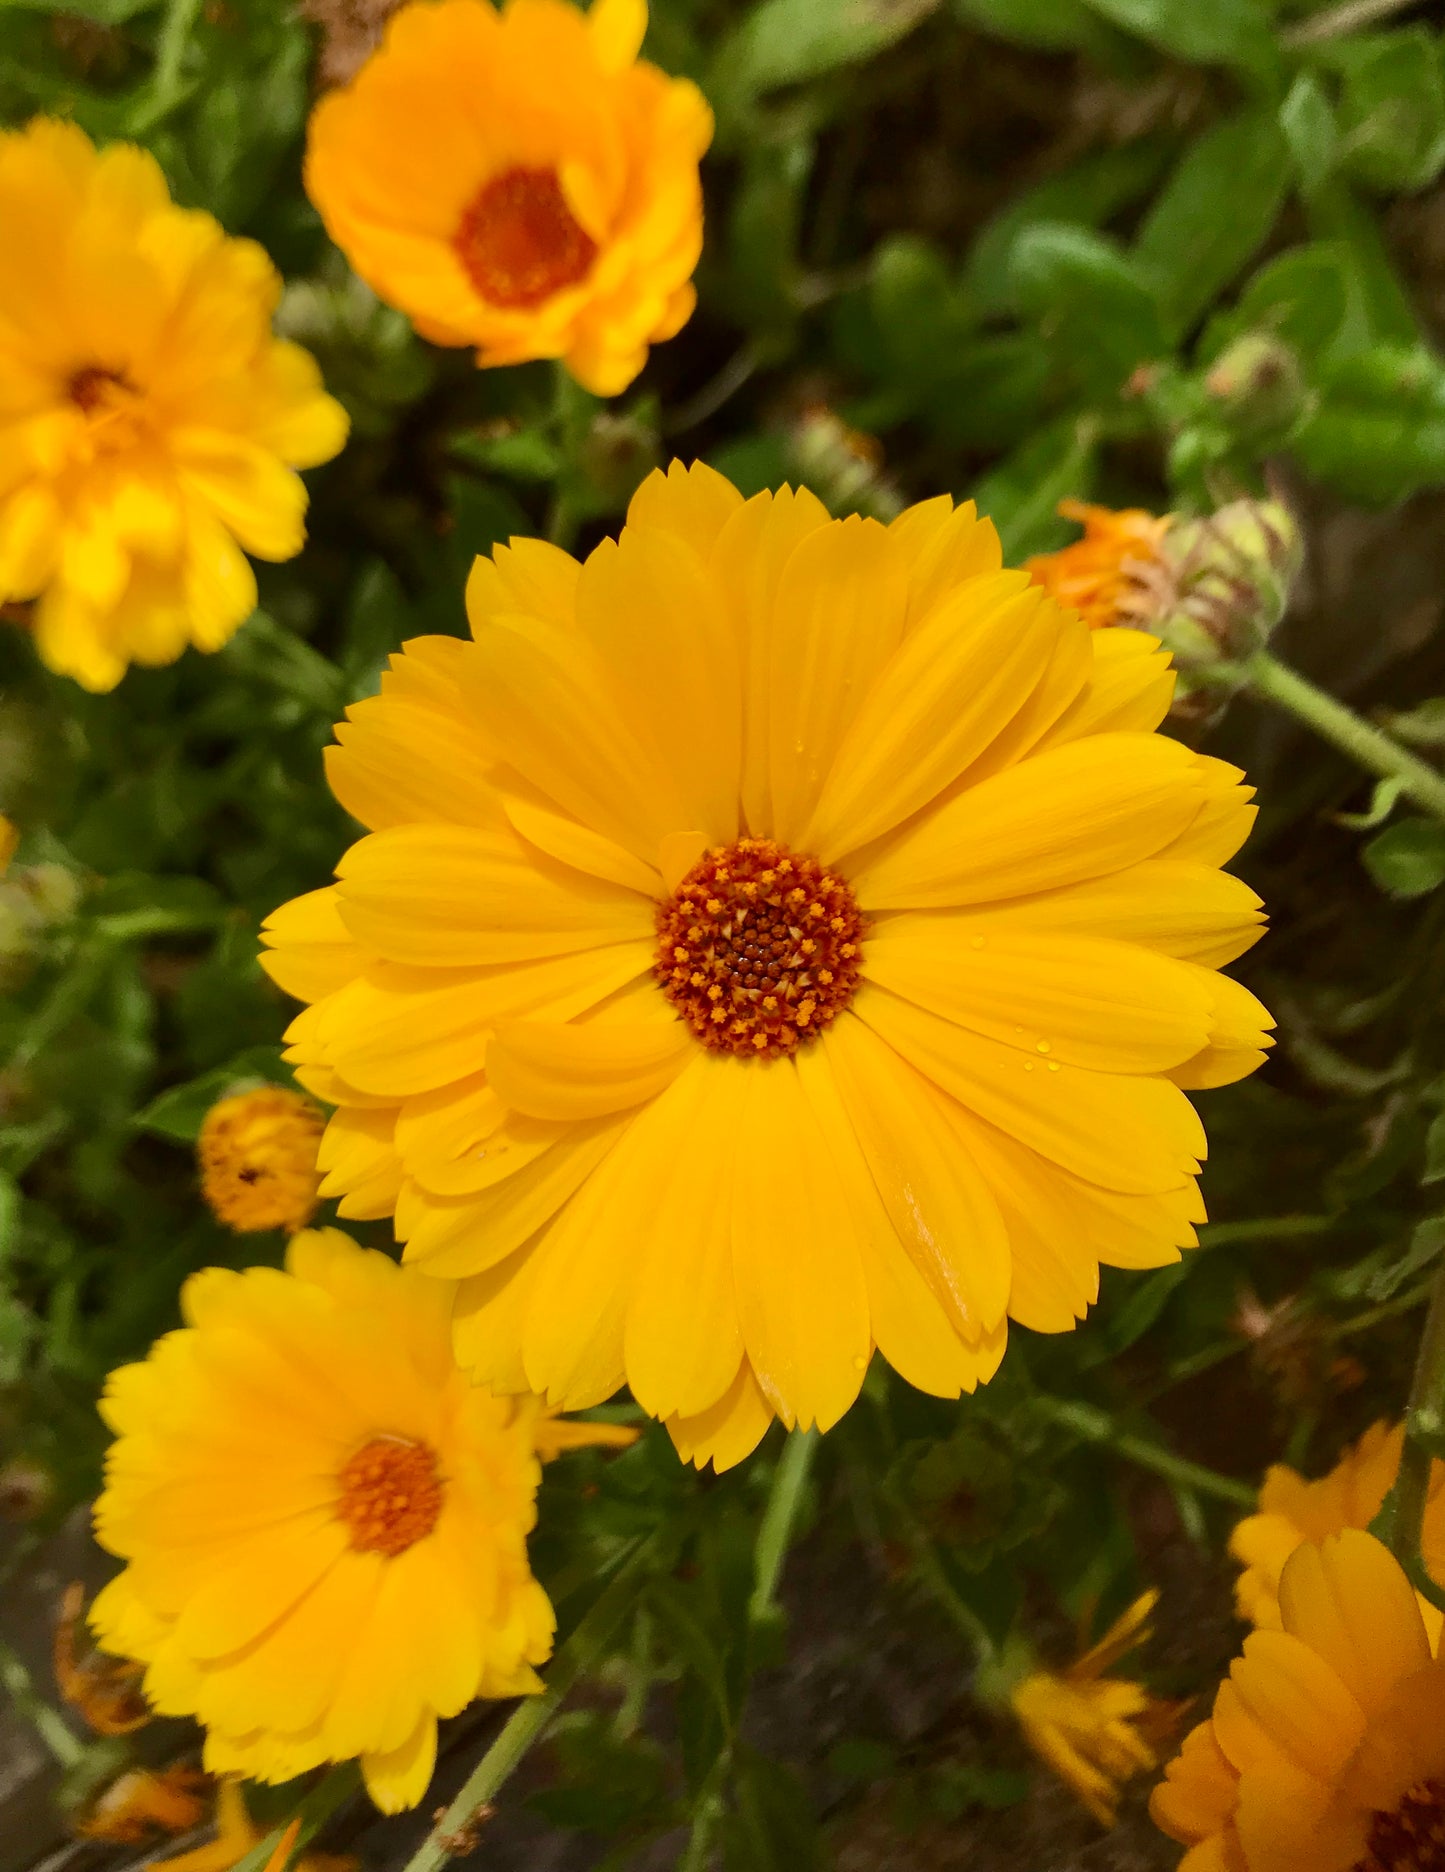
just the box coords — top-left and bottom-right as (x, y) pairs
(1152, 496), (1303, 676)
(1204, 335), (1309, 442)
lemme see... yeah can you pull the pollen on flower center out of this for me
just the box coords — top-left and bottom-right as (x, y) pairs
(655, 838), (866, 1060)
(1357, 1780), (1445, 1872)
(454, 167), (598, 310)
(336, 1436), (444, 1556)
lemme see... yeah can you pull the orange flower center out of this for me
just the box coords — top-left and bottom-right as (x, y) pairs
(1358, 1780), (1445, 1872)
(655, 838), (866, 1060)
(454, 167), (597, 310)
(336, 1436), (444, 1556)
(67, 365), (135, 415)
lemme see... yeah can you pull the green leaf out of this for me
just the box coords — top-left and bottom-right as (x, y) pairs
(1082, 0), (1276, 71)
(1295, 346), (1445, 504)
(1319, 28), (1445, 194)
(1217, 243), (1354, 362)
(1383, 699), (1445, 750)
(1424, 1112), (1445, 1186)
(952, 0), (1122, 54)
(1134, 113), (1291, 335)
(1333, 775), (1404, 830)
(1363, 816), (1445, 899)
(1280, 70), (1340, 194)
(720, 0), (936, 95)
(975, 414), (1099, 560)
(133, 1048), (293, 1143)
(1010, 223), (1167, 396)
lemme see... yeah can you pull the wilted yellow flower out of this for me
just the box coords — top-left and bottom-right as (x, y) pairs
(1010, 1591), (1178, 1827)
(1152, 1531), (1445, 1871)
(198, 1086), (324, 1234)
(54, 1581), (149, 1734)
(0, 118), (347, 692)
(304, 0), (711, 395)
(74, 1765), (209, 1844)
(1026, 501), (1172, 631)
(1231, 1420), (1445, 1628)
(262, 460), (1271, 1472)
(89, 1228), (557, 1812)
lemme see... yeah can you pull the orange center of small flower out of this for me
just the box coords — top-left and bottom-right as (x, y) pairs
(655, 838), (866, 1060)
(336, 1436), (444, 1556)
(1358, 1780), (1445, 1872)
(454, 167), (597, 310)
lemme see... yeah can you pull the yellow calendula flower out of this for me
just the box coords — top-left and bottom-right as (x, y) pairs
(304, 0), (711, 396)
(1231, 1420), (1445, 1630)
(198, 1086), (325, 1235)
(1151, 1530), (1445, 1872)
(261, 460), (1271, 1471)
(1011, 1591), (1178, 1828)
(89, 1228), (558, 1813)
(0, 118), (347, 693)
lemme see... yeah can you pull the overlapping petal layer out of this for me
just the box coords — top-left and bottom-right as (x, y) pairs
(263, 460), (1271, 1469)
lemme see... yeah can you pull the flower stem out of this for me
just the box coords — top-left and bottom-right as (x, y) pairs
(403, 1535), (658, 1872)
(1240, 650), (1445, 823)
(1378, 1256), (1445, 1611)
(1037, 1398), (1256, 1507)
(748, 1429), (818, 1629)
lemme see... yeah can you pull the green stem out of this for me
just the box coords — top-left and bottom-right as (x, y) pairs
(402, 1535), (657, 1872)
(1242, 651), (1445, 823)
(748, 1429), (818, 1628)
(1377, 1256), (1445, 1610)
(1282, 0), (1419, 46)
(1038, 1398), (1255, 1507)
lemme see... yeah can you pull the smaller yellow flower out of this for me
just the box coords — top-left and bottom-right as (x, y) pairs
(1010, 1591), (1179, 1828)
(1151, 1531), (1445, 1872)
(1025, 501), (1173, 632)
(1230, 1420), (1445, 1628)
(305, 0), (712, 395)
(0, 118), (347, 692)
(198, 1086), (324, 1235)
(151, 1781), (355, 1872)
(74, 1766), (209, 1843)
(90, 1229), (571, 1812)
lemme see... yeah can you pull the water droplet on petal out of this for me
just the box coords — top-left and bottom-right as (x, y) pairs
(1047, 1061), (1060, 1073)
(1037, 1040), (1051, 1054)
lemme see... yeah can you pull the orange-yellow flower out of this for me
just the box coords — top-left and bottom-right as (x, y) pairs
(1151, 1530), (1445, 1872)
(1010, 1591), (1180, 1828)
(197, 1086), (325, 1234)
(89, 1228), (558, 1812)
(74, 1766), (210, 1843)
(305, 0), (711, 396)
(1231, 1421), (1445, 1628)
(0, 119), (347, 692)
(261, 460), (1271, 1472)
(1026, 500), (1172, 631)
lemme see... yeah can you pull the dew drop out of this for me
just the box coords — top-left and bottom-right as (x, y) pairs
(1047, 1061), (1060, 1073)
(1023, 1061), (1035, 1072)
(1036, 1040), (1052, 1054)
(852, 1355), (866, 1371)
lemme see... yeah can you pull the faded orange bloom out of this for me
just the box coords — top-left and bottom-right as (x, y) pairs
(75, 1766), (209, 1843)
(54, 1581), (149, 1735)
(1025, 500), (1172, 631)
(152, 1781), (356, 1872)
(197, 1085), (324, 1234)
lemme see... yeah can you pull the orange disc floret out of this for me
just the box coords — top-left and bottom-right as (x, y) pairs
(198, 1086), (324, 1234)
(1026, 500), (1172, 631)
(655, 838), (866, 1058)
(336, 1436), (445, 1555)
(304, 0), (712, 396)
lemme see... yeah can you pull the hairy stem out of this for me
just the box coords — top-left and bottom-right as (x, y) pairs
(1038, 1398), (1256, 1507)
(1242, 651), (1445, 823)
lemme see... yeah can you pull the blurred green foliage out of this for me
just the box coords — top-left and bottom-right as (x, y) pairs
(8, 0), (1445, 1861)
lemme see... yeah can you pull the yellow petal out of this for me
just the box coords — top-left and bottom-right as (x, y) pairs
(853, 733), (1207, 911)
(666, 1359), (774, 1472)
(625, 459), (743, 561)
(730, 1057), (871, 1432)
(589, 0), (647, 70)
(363, 1713), (439, 1813)
(486, 1009), (691, 1120)
(1277, 1530), (1431, 1717)
(887, 496), (1004, 629)
(261, 887), (369, 1003)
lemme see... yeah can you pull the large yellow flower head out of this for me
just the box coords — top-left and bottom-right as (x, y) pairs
(1151, 1531), (1445, 1872)
(1231, 1420), (1445, 1629)
(304, 0), (712, 396)
(261, 461), (1272, 1472)
(0, 119), (347, 693)
(88, 1228), (556, 1813)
